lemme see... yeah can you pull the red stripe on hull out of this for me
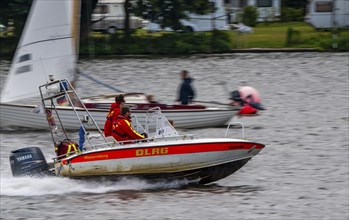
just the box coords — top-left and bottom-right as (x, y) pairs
(65, 142), (264, 164)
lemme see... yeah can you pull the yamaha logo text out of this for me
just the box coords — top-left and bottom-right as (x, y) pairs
(17, 154), (33, 162)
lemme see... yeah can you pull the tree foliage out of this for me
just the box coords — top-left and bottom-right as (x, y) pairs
(241, 6), (258, 27)
(0, 0), (32, 38)
(131, 0), (213, 31)
(282, 0), (307, 9)
(0, 0), (97, 41)
(80, 0), (99, 40)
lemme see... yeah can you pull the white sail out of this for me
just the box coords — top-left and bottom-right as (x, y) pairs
(0, 0), (81, 103)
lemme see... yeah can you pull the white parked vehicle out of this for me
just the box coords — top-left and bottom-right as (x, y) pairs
(91, 0), (148, 33)
(305, 0), (349, 29)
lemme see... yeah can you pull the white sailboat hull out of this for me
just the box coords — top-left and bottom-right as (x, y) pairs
(0, 103), (235, 130)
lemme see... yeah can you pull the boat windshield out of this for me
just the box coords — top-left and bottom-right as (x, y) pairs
(144, 107), (179, 138)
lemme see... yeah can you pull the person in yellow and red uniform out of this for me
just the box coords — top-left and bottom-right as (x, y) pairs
(104, 95), (125, 137)
(112, 107), (145, 143)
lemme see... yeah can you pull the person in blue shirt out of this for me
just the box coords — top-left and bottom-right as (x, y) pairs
(177, 70), (195, 105)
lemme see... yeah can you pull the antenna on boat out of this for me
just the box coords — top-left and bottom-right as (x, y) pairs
(39, 57), (50, 83)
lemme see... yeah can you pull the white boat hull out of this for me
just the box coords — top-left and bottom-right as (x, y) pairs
(54, 138), (264, 184)
(0, 103), (235, 130)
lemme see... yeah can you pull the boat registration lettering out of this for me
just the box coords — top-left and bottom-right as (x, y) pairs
(84, 155), (109, 160)
(136, 147), (168, 157)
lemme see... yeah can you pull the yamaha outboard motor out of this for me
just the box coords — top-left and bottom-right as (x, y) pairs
(9, 147), (50, 177)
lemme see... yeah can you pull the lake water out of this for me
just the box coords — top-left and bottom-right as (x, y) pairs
(1, 52), (348, 220)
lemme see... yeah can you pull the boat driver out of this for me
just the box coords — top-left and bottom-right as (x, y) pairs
(111, 107), (146, 143)
(104, 94), (125, 137)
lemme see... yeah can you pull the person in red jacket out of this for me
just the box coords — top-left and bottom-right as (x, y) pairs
(103, 95), (125, 137)
(111, 107), (145, 143)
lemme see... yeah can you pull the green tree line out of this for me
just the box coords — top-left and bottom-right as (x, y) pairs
(0, 0), (309, 40)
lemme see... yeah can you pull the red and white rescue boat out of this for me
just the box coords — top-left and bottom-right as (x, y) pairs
(52, 138), (264, 184)
(9, 79), (265, 184)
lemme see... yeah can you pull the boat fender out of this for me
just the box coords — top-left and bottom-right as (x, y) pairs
(46, 85), (60, 94)
(55, 139), (80, 158)
(9, 147), (49, 177)
(45, 108), (57, 129)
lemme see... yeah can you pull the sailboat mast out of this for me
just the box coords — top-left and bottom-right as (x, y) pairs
(73, 0), (81, 58)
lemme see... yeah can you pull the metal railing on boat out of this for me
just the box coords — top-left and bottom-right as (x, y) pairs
(225, 122), (245, 139)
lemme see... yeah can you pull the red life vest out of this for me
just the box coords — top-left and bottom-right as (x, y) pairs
(104, 103), (121, 137)
(111, 115), (144, 143)
(55, 140), (80, 158)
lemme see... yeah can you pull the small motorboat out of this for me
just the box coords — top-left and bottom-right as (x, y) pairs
(9, 79), (265, 184)
(0, 0), (264, 131)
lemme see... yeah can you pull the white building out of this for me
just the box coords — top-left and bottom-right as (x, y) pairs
(224, 0), (281, 22)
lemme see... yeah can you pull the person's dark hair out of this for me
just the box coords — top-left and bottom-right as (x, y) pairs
(181, 70), (189, 79)
(115, 94), (125, 103)
(121, 107), (130, 115)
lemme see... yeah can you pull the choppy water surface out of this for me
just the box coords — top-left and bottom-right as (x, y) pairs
(1, 52), (348, 220)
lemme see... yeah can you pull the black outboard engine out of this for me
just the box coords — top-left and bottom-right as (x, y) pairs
(9, 147), (50, 177)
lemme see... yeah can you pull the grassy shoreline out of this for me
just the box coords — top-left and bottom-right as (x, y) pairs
(80, 22), (348, 55)
(1, 22), (348, 57)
